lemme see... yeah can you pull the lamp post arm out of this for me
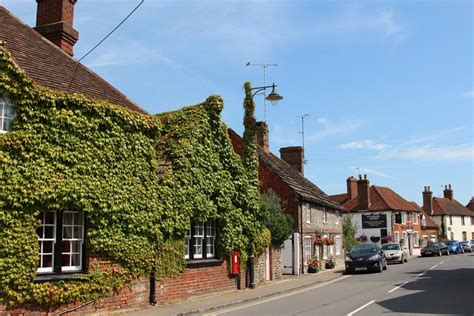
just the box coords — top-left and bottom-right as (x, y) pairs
(251, 84), (277, 99)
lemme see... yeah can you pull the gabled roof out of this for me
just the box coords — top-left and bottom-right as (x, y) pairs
(0, 6), (146, 114)
(331, 185), (419, 213)
(466, 197), (474, 212)
(432, 197), (473, 217)
(228, 129), (343, 211)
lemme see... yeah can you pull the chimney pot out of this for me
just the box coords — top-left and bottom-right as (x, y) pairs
(357, 175), (370, 210)
(443, 184), (453, 200)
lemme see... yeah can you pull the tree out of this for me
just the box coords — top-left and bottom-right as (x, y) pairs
(260, 189), (294, 246)
(342, 216), (358, 252)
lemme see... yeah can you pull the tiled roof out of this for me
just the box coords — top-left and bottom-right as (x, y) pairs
(329, 193), (350, 205)
(0, 6), (146, 114)
(432, 197), (474, 216)
(466, 197), (474, 212)
(228, 129), (343, 211)
(332, 185), (419, 213)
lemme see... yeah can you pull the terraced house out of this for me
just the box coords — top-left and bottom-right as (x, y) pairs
(229, 122), (344, 275)
(0, 1), (267, 314)
(422, 185), (474, 241)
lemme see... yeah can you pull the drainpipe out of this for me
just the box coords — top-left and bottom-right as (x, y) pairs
(149, 266), (156, 305)
(249, 246), (255, 289)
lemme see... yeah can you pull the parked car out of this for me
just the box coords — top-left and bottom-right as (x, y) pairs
(420, 242), (449, 256)
(460, 241), (472, 252)
(445, 240), (464, 254)
(382, 243), (408, 264)
(345, 244), (388, 273)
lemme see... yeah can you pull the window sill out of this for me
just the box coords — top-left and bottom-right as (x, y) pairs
(34, 273), (87, 283)
(186, 258), (223, 268)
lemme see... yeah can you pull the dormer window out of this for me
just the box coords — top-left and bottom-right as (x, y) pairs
(0, 97), (15, 132)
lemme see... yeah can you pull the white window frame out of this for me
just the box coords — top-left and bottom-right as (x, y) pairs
(0, 97), (15, 133)
(413, 213), (418, 225)
(304, 236), (313, 263)
(461, 231), (466, 241)
(323, 208), (328, 224)
(394, 231), (400, 244)
(305, 204), (311, 224)
(335, 235), (341, 255)
(37, 210), (84, 274)
(401, 212), (407, 224)
(335, 211), (340, 225)
(461, 216), (465, 226)
(413, 231), (419, 247)
(186, 220), (216, 260)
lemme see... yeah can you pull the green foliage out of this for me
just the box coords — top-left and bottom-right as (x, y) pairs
(253, 228), (272, 257)
(342, 216), (358, 252)
(0, 45), (262, 307)
(260, 190), (294, 246)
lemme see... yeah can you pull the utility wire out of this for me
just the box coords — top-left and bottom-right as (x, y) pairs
(305, 142), (473, 163)
(67, 0), (145, 91)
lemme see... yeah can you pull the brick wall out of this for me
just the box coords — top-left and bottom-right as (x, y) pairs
(155, 260), (237, 304)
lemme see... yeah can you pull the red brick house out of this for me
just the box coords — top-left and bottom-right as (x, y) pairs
(422, 185), (474, 241)
(330, 175), (422, 256)
(229, 122), (344, 275)
(0, 2), (258, 313)
(409, 201), (440, 247)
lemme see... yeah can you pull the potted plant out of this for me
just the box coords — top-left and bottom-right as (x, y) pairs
(307, 257), (320, 273)
(325, 255), (336, 269)
(370, 236), (380, 243)
(324, 237), (335, 245)
(356, 234), (367, 242)
(314, 237), (325, 247)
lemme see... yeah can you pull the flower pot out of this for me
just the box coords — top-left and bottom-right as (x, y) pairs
(370, 236), (380, 243)
(325, 262), (335, 269)
(307, 266), (319, 273)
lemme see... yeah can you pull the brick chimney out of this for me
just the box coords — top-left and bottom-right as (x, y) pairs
(422, 186), (433, 215)
(357, 174), (370, 210)
(346, 176), (358, 199)
(280, 146), (304, 175)
(443, 184), (453, 200)
(34, 0), (79, 56)
(255, 121), (269, 153)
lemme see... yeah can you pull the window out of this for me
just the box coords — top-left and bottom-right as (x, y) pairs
(335, 235), (341, 255)
(304, 237), (313, 263)
(401, 212), (407, 224)
(395, 213), (402, 224)
(0, 97), (15, 132)
(462, 231), (467, 241)
(413, 232), (419, 247)
(335, 211), (340, 224)
(323, 208), (328, 223)
(449, 215), (452, 225)
(461, 216), (465, 225)
(394, 232), (400, 244)
(37, 210), (85, 274)
(185, 220), (216, 260)
(407, 213), (412, 223)
(413, 213), (418, 225)
(304, 204), (311, 224)
(471, 217), (474, 226)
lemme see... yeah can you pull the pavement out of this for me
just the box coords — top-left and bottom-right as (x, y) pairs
(121, 265), (346, 316)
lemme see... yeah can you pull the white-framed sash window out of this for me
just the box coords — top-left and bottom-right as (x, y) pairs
(304, 236), (312, 263)
(0, 97), (15, 132)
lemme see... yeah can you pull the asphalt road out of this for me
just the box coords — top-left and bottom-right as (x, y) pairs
(204, 253), (474, 316)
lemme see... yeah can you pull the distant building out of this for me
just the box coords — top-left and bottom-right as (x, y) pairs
(422, 185), (474, 241)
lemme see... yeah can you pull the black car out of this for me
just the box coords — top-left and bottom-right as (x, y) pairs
(420, 242), (449, 256)
(345, 244), (388, 273)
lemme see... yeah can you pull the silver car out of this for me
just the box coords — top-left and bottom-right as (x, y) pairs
(460, 240), (473, 252)
(382, 243), (408, 264)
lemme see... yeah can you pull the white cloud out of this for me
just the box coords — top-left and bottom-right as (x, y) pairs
(461, 90), (474, 98)
(355, 167), (398, 181)
(308, 117), (364, 142)
(339, 140), (389, 151)
(380, 144), (473, 162)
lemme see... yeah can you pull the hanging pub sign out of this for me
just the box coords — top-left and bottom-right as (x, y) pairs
(362, 214), (387, 229)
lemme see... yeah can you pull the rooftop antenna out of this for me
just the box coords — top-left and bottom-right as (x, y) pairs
(245, 62), (278, 122)
(299, 113), (310, 149)
(356, 167), (361, 178)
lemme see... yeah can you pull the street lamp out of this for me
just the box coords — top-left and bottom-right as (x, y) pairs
(251, 82), (284, 106)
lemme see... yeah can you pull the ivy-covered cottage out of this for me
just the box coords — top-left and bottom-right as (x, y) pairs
(0, 2), (266, 314)
(229, 122), (344, 275)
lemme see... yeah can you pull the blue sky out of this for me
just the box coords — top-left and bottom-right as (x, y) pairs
(2, 0), (473, 206)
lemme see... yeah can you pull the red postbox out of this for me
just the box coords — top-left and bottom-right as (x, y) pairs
(231, 248), (239, 275)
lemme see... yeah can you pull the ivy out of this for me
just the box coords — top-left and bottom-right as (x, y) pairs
(0, 45), (263, 307)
